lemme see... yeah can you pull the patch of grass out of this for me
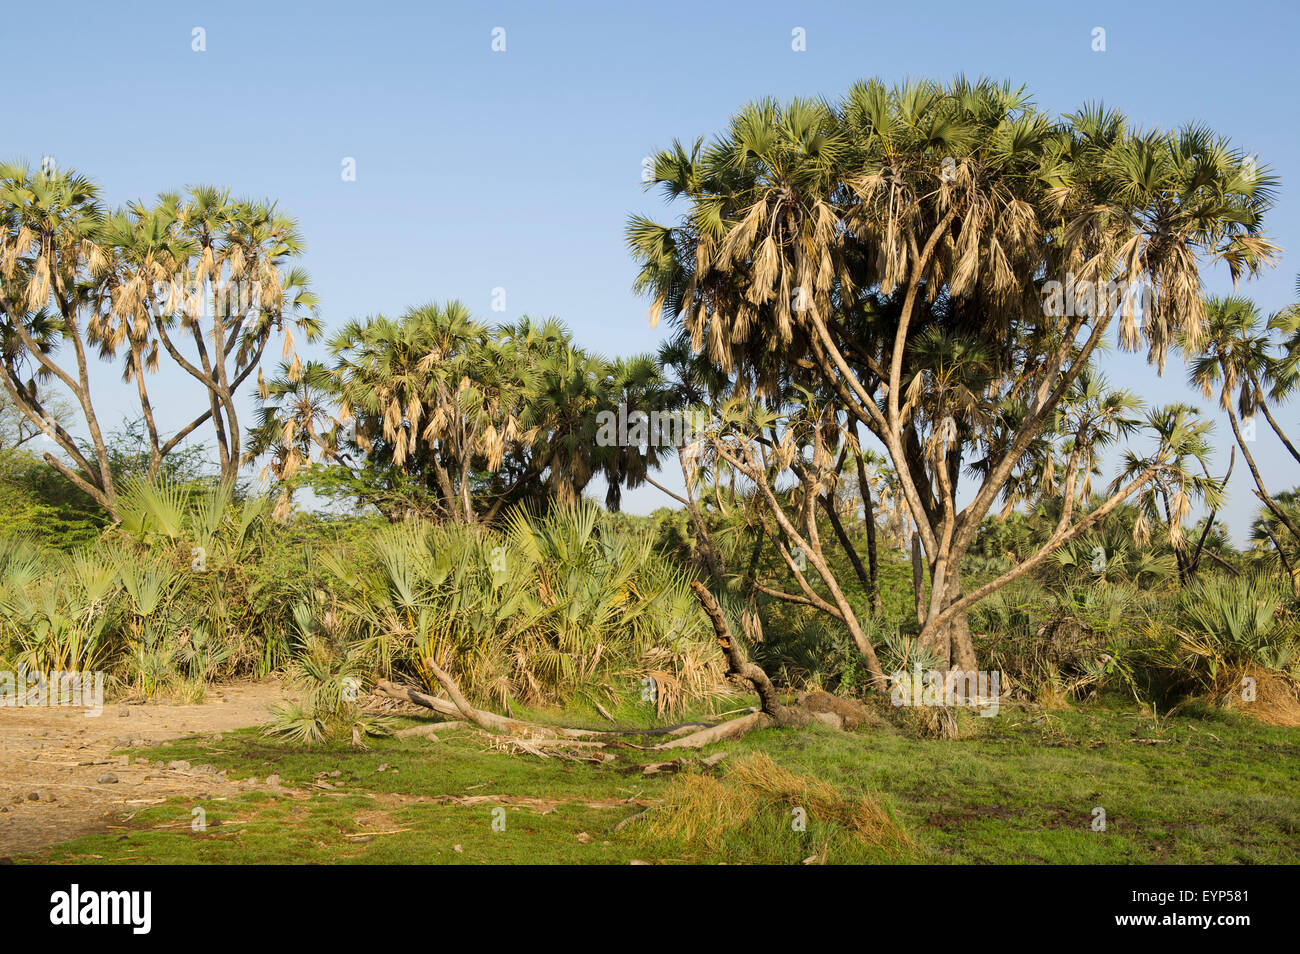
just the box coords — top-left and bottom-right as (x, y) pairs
(635, 752), (910, 863)
(23, 699), (1300, 865)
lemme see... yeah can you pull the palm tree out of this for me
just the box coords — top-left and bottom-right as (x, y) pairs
(246, 360), (341, 517)
(1257, 277), (1300, 464)
(330, 302), (501, 523)
(148, 189), (319, 482)
(527, 343), (605, 509)
(1188, 296), (1300, 572)
(325, 304), (656, 524)
(1115, 404), (1224, 584)
(0, 161), (120, 512)
(1249, 489), (1300, 582)
(597, 354), (672, 512)
(630, 78), (1278, 671)
(95, 197), (208, 480)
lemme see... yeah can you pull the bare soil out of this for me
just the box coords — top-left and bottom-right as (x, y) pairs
(0, 678), (285, 858)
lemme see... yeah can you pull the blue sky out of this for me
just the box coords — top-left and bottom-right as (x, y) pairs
(9, 0), (1300, 541)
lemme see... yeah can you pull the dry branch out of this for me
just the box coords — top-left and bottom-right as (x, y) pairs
(393, 721), (471, 739)
(651, 711), (773, 749)
(372, 584), (871, 758)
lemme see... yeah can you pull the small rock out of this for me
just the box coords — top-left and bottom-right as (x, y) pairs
(117, 755), (130, 767)
(576, 832), (592, 844)
(213, 733), (223, 743)
(452, 844), (463, 853)
(266, 774), (281, 787)
(375, 763), (389, 773)
(328, 770), (341, 778)
(25, 792), (39, 802)
(192, 764), (216, 775)
(97, 773), (118, 784)
(117, 706), (129, 718)
(167, 760), (191, 772)
(135, 757), (149, 765)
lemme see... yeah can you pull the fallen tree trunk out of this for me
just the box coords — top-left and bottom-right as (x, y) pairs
(375, 677), (602, 740)
(651, 711), (773, 749)
(375, 676), (727, 739)
(688, 581), (818, 729)
(371, 583), (871, 754)
(393, 721), (471, 740)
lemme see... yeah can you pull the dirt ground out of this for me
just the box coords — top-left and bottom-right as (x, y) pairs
(0, 679), (286, 858)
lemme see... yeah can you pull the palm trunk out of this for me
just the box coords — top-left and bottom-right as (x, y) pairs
(919, 569), (977, 671)
(855, 452), (883, 612)
(1227, 406), (1300, 552)
(820, 493), (873, 601)
(910, 533), (924, 626)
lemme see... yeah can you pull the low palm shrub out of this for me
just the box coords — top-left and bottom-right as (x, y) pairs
(0, 479), (295, 695)
(1162, 573), (1299, 688)
(313, 501), (727, 714)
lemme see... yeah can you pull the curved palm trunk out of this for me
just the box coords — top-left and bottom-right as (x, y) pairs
(1227, 405), (1300, 559)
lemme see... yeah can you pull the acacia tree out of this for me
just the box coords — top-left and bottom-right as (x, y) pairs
(629, 78), (1276, 671)
(0, 390), (71, 451)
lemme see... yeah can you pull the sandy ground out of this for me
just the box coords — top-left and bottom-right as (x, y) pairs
(0, 679), (285, 858)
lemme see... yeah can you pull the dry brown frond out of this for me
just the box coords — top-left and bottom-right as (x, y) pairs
(1219, 667), (1300, 727)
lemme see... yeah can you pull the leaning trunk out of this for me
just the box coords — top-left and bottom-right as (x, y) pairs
(910, 533), (925, 625)
(856, 454), (883, 613)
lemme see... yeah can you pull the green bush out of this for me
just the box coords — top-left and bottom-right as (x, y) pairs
(314, 501), (726, 714)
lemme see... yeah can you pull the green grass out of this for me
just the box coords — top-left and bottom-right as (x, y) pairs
(21, 698), (1300, 865)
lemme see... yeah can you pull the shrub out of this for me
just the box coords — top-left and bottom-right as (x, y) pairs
(315, 501), (727, 714)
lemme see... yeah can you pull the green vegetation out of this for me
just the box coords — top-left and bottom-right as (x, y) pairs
(2, 76), (1298, 865)
(21, 698), (1299, 865)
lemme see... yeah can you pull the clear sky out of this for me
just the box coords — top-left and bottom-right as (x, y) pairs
(8, 0), (1299, 542)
